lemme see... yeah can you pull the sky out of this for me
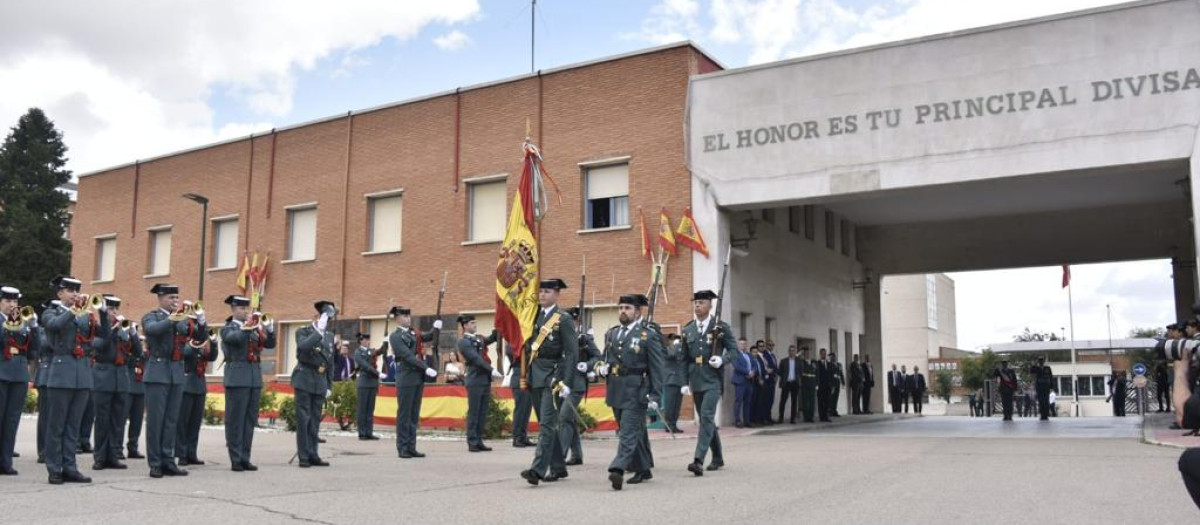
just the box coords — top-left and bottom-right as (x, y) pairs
(0, 0), (1168, 348)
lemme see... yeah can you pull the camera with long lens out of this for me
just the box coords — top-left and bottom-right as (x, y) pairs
(1156, 337), (1200, 362)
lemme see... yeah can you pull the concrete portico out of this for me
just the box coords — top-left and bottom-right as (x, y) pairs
(687, 0), (1200, 417)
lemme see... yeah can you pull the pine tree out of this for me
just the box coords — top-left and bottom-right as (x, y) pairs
(0, 108), (73, 307)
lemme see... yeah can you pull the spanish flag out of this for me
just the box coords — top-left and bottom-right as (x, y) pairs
(494, 143), (542, 357)
(675, 206), (710, 257)
(659, 207), (677, 255)
(639, 207), (652, 260)
(234, 252), (250, 291)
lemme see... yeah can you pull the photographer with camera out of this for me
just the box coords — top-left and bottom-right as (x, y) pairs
(1155, 318), (1200, 509)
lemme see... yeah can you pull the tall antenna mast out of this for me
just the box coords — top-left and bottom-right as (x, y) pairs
(531, 0), (536, 72)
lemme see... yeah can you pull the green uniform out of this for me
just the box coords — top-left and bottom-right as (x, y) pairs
(681, 317), (735, 466)
(604, 319), (665, 476)
(560, 333), (602, 462)
(524, 306), (577, 478)
(799, 359), (817, 423)
(291, 324), (332, 465)
(390, 326), (437, 456)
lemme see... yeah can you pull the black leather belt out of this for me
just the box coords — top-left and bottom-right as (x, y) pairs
(614, 366), (647, 377)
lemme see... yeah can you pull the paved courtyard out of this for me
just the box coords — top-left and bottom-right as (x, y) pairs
(3, 415), (1194, 523)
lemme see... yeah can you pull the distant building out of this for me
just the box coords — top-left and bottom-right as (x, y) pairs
(988, 338), (1157, 417)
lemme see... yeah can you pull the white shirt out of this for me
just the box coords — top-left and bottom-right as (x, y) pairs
(1049, 391), (1057, 404)
(695, 315), (712, 335)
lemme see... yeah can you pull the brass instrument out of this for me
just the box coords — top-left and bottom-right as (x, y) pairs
(72, 294), (105, 316)
(3, 306), (35, 331)
(242, 311), (274, 331)
(114, 315), (132, 331)
(168, 301), (194, 322)
(189, 301), (205, 319)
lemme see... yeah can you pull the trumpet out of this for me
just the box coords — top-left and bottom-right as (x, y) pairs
(113, 315), (133, 330)
(190, 301), (204, 319)
(242, 311), (275, 331)
(72, 294), (105, 316)
(168, 300), (196, 322)
(3, 306), (35, 331)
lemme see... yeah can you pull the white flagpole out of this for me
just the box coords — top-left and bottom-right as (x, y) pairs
(1068, 273), (1080, 416)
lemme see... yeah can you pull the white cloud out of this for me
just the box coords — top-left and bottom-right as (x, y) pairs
(633, 0), (1128, 64)
(947, 260), (1176, 351)
(433, 30), (473, 51)
(0, 0), (481, 173)
(622, 0), (703, 45)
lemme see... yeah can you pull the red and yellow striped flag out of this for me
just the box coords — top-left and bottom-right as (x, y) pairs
(659, 207), (677, 255)
(675, 206), (710, 257)
(494, 143), (542, 357)
(639, 207), (652, 260)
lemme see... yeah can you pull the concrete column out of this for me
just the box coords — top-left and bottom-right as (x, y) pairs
(1174, 255), (1197, 322)
(863, 279), (884, 413)
(1189, 128), (1200, 312)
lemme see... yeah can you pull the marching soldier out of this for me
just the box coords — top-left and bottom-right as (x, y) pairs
(389, 305), (441, 458)
(994, 359), (1018, 421)
(43, 275), (109, 484)
(799, 347), (817, 423)
(457, 315), (502, 451)
(221, 295), (274, 471)
(681, 289), (735, 476)
(89, 294), (131, 471)
(662, 332), (687, 434)
(1, 285), (36, 475)
(141, 283), (206, 478)
(293, 301), (337, 467)
(561, 307), (602, 465)
(352, 332), (383, 441)
(596, 293), (663, 490)
(519, 279), (577, 486)
(1031, 356), (1053, 421)
(123, 329), (147, 460)
(176, 309), (218, 467)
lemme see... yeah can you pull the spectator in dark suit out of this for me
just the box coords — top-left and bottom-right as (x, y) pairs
(899, 365), (911, 413)
(909, 366), (926, 415)
(816, 348), (832, 422)
(887, 364), (903, 413)
(749, 343), (767, 426)
(848, 354), (863, 415)
(334, 343), (355, 382)
(861, 355), (874, 414)
(777, 346), (801, 424)
(731, 338), (756, 428)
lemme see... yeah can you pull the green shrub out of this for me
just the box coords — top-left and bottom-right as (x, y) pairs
(279, 396), (298, 431)
(204, 397), (224, 425)
(577, 404), (598, 432)
(485, 393), (511, 440)
(259, 389), (279, 415)
(24, 388), (37, 414)
(324, 381), (356, 431)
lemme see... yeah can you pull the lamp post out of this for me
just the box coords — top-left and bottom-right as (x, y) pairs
(182, 193), (209, 301)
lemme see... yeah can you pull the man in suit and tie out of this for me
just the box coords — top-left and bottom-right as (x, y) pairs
(910, 366), (927, 415)
(861, 355), (875, 414)
(848, 354), (863, 415)
(334, 343), (354, 382)
(899, 365), (911, 413)
(777, 345), (801, 424)
(887, 363), (903, 413)
(759, 341), (778, 426)
(815, 348), (833, 422)
(748, 342), (767, 427)
(730, 338), (755, 428)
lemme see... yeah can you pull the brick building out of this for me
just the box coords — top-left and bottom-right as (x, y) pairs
(72, 43), (723, 380)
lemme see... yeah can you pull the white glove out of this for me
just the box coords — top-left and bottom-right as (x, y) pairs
(596, 363), (610, 377)
(425, 368), (437, 378)
(432, 320), (443, 330)
(681, 385), (692, 396)
(558, 385), (571, 398)
(587, 372), (596, 381)
(316, 314), (329, 332)
(647, 400), (659, 411)
(99, 302), (108, 312)
(575, 362), (588, 373)
(196, 312), (206, 325)
(587, 328), (595, 337)
(708, 356), (723, 369)
(491, 369), (503, 379)
(325, 389), (332, 398)
(30, 313), (38, 328)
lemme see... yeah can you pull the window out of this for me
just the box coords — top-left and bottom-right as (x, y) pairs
(829, 328), (839, 356)
(761, 209), (775, 224)
(584, 163), (629, 229)
(468, 180), (506, 242)
(765, 317), (776, 343)
(367, 194), (402, 253)
(788, 206), (801, 234)
(147, 228), (171, 276)
(211, 218), (239, 269)
(804, 205), (815, 241)
(286, 206), (318, 261)
(1067, 375), (1109, 397)
(825, 210), (836, 250)
(840, 219), (850, 256)
(738, 312), (751, 340)
(926, 275), (939, 330)
(1056, 376), (1074, 397)
(95, 236), (116, 282)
